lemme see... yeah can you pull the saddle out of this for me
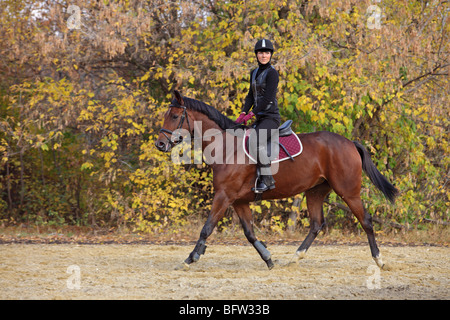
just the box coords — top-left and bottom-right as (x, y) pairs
(243, 120), (303, 163)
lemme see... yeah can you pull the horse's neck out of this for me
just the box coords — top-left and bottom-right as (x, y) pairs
(192, 110), (226, 149)
(191, 111), (245, 167)
(191, 111), (220, 134)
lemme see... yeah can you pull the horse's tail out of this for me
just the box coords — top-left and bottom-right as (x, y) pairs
(353, 141), (399, 203)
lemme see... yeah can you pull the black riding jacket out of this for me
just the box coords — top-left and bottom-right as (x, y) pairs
(243, 62), (280, 123)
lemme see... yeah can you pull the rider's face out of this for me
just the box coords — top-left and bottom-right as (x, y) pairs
(256, 50), (272, 65)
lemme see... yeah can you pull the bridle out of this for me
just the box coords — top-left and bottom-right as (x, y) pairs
(159, 104), (192, 148)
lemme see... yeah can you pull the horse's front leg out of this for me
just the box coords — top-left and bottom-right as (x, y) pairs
(233, 202), (274, 269)
(184, 190), (230, 266)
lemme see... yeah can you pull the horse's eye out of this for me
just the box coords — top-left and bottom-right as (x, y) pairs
(172, 114), (179, 120)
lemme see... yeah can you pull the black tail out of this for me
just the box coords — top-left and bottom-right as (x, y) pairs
(353, 141), (399, 203)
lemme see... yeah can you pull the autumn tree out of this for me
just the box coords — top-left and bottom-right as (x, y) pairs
(0, 0), (448, 232)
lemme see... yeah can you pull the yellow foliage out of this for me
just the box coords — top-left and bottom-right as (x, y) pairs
(0, 0), (447, 232)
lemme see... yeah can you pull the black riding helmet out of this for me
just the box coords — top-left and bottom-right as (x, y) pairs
(254, 39), (274, 53)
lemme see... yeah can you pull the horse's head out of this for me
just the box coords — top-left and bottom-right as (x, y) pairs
(155, 90), (192, 152)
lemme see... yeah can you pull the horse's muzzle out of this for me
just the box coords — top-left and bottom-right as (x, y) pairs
(155, 139), (170, 152)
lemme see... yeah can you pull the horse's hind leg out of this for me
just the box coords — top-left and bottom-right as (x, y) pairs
(233, 202), (274, 270)
(295, 181), (332, 260)
(343, 195), (385, 269)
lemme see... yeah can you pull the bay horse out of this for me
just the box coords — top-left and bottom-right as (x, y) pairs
(155, 90), (398, 270)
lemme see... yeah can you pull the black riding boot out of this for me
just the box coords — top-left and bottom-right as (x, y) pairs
(250, 140), (276, 194)
(254, 164), (276, 193)
(253, 138), (275, 193)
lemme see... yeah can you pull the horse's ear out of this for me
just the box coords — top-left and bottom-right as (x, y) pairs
(173, 90), (184, 106)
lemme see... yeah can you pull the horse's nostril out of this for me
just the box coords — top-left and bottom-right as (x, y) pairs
(155, 140), (166, 151)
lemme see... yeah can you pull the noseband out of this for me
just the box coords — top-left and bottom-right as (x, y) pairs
(159, 105), (191, 147)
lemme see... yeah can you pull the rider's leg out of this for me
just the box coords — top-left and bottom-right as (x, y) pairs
(250, 118), (279, 193)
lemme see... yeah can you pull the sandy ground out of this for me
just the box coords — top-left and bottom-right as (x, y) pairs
(0, 243), (448, 300)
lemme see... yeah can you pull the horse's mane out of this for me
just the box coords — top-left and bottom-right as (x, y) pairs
(174, 96), (243, 131)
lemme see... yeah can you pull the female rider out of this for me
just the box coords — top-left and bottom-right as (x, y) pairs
(236, 39), (280, 193)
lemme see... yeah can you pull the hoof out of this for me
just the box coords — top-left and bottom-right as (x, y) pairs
(266, 259), (275, 270)
(380, 262), (393, 271)
(373, 255), (391, 271)
(175, 262), (190, 271)
(294, 250), (307, 261)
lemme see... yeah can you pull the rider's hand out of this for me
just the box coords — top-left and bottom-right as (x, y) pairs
(242, 111), (255, 124)
(235, 112), (247, 124)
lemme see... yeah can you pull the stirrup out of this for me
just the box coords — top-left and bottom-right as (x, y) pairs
(252, 167), (275, 194)
(253, 182), (274, 194)
(252, 167), (263, 194)
(253, 176), (265, 194)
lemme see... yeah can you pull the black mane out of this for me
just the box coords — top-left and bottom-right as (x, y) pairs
(173, 96), (241, 131)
